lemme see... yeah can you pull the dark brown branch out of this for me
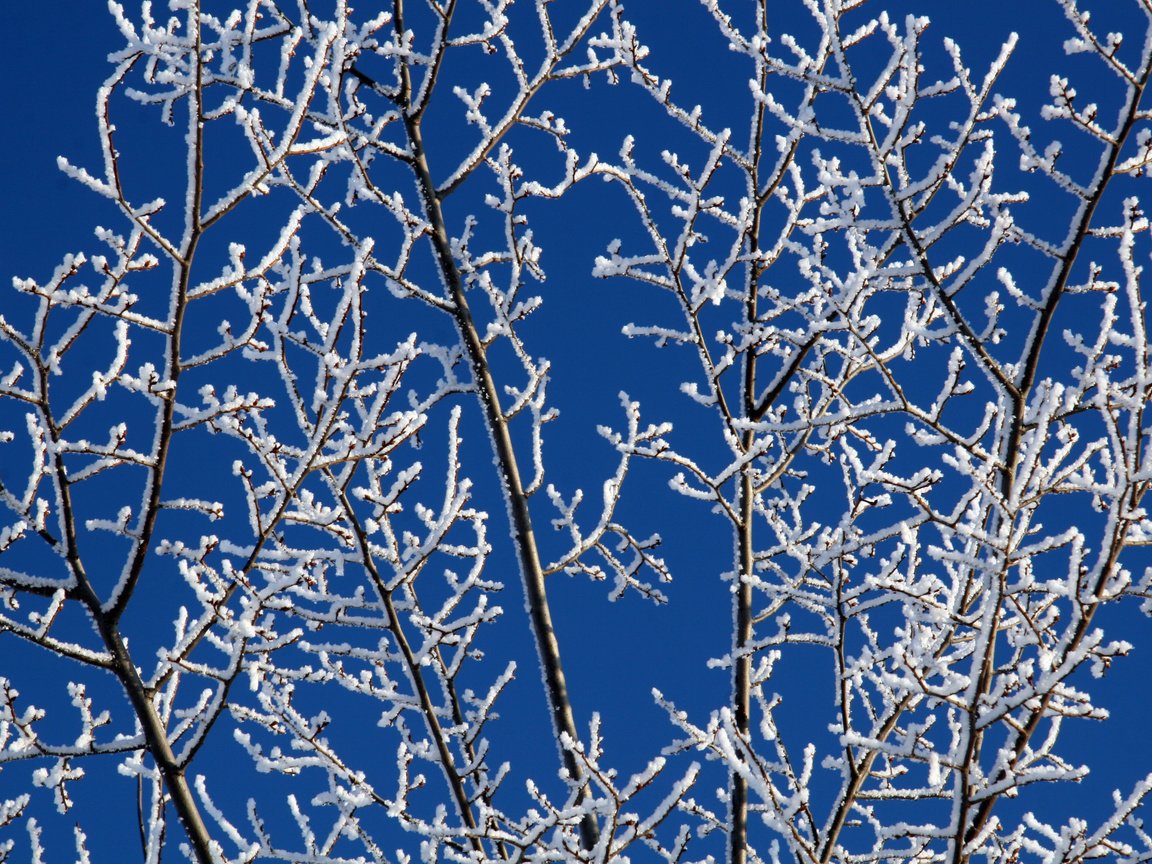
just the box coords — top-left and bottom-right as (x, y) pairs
(393, 0), (600, 850)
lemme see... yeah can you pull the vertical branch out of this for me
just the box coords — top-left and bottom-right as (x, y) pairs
(731, 465), (754, 864)
(335, 485), (489, 858)
(729, 7), (771, 861)
(405, 118), (600, 850)
(85, 4), (216, 860)
(98, 615), (218, 863)
(999, 52), (1152, 498)
(392, 0), (600, 848)
(953, 24), (1152, 862)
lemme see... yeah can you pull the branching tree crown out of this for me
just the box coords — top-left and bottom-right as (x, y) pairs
(1, 1), (1150, 862)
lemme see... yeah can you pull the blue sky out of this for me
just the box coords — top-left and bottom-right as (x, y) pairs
(1, 1), (1150, 862)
